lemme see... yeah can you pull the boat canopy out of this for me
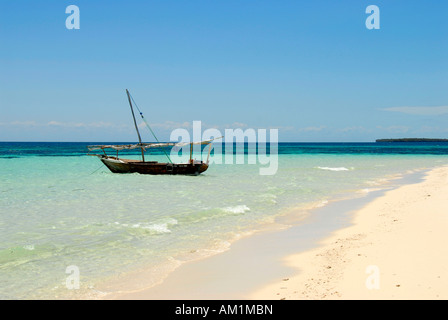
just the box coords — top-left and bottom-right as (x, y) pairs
(87, 137), (222, 152)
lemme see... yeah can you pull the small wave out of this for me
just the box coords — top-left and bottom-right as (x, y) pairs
(358, 187), (382, 194)
(117, 218), (178, 235)
(316, 200), (328, 207)
(222, 205), (251, 214)
(316, 166), (351, 171)
(259, 193), (278, 205)
(139, 223), (172, 234)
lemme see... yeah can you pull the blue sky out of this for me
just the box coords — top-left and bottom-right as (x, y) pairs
(1, 0), (447, 142)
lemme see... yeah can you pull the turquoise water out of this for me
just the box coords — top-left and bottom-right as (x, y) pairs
(0, 142), (447, 299)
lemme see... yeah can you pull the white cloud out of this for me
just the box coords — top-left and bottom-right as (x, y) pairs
(298, 126), (326, 132)
(220, 122), (249, 129)
(381, 106), (448, 116)
(339, 126), (371, 133)
(419, 126), (448, 133)
(1, 120), (121, 129)
(9, 121), (39, 126)
(376, 125), (410, 133)
(149, 121), (192, 130)
(230, 122), (248, 128)
(46, 121), (118, 128)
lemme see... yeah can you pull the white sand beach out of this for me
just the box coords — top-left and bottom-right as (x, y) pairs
(250, 165), (448, 299)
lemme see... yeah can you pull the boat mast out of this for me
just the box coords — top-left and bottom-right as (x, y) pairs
(126, 89), (145, 162)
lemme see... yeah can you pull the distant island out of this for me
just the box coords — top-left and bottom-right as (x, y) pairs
(376, 138), (448, 142)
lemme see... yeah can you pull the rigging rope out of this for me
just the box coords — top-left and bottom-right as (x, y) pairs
(89, 163), (105, 175)
(128, 92), (173, 164)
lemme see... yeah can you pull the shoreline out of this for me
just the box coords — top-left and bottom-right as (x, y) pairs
(250, 165), (448, 299)
(97, 166), (444, 300)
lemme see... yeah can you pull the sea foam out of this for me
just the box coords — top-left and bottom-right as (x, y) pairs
(118, 218), (179, 235)
(223, 205), (251, 214)
(317, 166), (351, 171)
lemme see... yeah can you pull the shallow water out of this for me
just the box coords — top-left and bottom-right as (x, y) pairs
(0, 142), (447, 299)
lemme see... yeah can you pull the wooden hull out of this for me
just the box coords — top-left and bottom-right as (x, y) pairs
(99, 156), (208, 175)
